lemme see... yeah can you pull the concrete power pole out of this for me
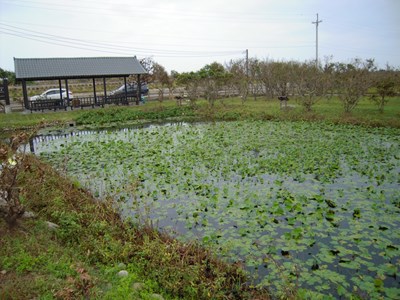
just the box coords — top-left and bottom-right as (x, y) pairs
(245, 49), (249, 77)
(312, 13), (322, 68)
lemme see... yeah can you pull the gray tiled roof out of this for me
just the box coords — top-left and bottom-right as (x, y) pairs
(14, 56), (148, 80)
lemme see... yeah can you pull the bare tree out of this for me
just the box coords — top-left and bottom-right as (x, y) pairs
(333, 58), (374, 113)
(0, 133), (29, 227)
(370, 66), (398, 113)
(321, 55), (336, 99)
(225, 59), (248, 103)
(248, 58), (262, 100)
(168, 70), (179, 100)
(269, 61), (294, 98)
(152, 63), (169, 104)
(139, 57), (155, 84)
(258, 59), (275, 99)
(292, 60), (329, 112)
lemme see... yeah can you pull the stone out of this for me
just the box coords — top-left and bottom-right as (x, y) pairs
(117, 262), (126, 269)
(1, 270), (7, 275)
(45, 221), (59, 230)
(149, 294), (164, 300)
(22, 211), (36, 219)
(132, 282), (145, 291)
(117, 270), (129, 277)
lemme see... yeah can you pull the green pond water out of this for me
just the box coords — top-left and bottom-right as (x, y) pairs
(33, 121), (400, 299)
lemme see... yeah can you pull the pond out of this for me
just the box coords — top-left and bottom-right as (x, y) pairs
(33, 120), (400, 299)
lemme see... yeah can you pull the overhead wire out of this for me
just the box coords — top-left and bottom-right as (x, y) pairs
(1, 0), (316, 59)
(1, 19), (313, 48)
(2, 0), (312, 24)
(0, 23), (245, 58)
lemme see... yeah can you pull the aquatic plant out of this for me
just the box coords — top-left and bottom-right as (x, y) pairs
(37, 120), (400, 298)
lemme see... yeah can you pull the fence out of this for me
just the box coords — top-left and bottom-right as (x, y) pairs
(28, 95), (138, 112)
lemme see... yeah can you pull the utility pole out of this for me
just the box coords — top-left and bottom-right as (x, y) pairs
(245, 49), (249, 77)
(312, 13), (322, 68)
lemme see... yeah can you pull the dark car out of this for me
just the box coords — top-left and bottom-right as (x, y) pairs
(108, 82), (149, 99)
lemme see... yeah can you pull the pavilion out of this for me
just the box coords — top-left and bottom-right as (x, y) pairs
(14, 56), (147, 110)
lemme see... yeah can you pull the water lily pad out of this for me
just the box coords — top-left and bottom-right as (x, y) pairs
(34, 120), (400, 298)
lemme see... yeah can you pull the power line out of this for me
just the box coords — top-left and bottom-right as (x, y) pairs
(2, 0), (312, 24)
(1, 19), (315, 49)
(0, 23), (243, 58)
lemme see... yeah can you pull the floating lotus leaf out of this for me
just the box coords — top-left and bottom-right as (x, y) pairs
(35, 120), (400, 298)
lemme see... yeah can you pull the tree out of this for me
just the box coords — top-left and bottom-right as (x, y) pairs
(258, 59), (275, 99)
(0, 68), (16, 84)
(247, 58), (262, 100)
(198, 62), (230, 107)
(176, 72), (200, 105)
(168, 70), (179, 100)
(370, 67), (398, 113)
(152, 63), (169, 103)
(292, 60), (329, 112)
(225, 59), (248, 103)
(0, 133), (29, 226)
(333, 58), (374, 113)
(139, 57), (155, 84)
(321, 55), (336, 99)
(269, 61), (294, 98)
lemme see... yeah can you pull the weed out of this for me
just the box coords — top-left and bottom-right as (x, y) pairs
(0, 131), (36, 226)
(1, 153), (268, 299)
(75, 106), (195, 126)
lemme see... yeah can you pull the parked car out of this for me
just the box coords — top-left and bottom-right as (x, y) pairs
(30, 88), (73, 101)
(108, 82), (149, 98)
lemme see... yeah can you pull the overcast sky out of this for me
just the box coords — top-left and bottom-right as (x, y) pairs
(1, 0), (399, 73)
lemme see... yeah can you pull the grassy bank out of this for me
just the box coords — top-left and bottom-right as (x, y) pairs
(1, 96), (400, 131)
(0, 153), (268, 299)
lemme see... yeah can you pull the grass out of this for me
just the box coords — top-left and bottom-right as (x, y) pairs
(0, 153), (269, 299)
(1, 94), (399, 298)
(1, 96), (399, 131)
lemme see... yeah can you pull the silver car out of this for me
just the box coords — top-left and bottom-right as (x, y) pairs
(30, 88), (73, 101)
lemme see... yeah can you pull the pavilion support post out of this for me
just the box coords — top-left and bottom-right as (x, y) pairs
(136, 74), (141, 105)
(58, 79), (63, 111)
(65, 79), (70, 109)
(102, 77), (107, 107)
(22, 80), (29, 110)
(123, 77), (128, 105)
(93, 78), (97, 107)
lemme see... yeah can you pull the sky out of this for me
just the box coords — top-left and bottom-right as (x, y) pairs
(1, 0), (399, 73)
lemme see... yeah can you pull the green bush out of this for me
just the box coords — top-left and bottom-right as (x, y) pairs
(75, 106), (195, 125)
